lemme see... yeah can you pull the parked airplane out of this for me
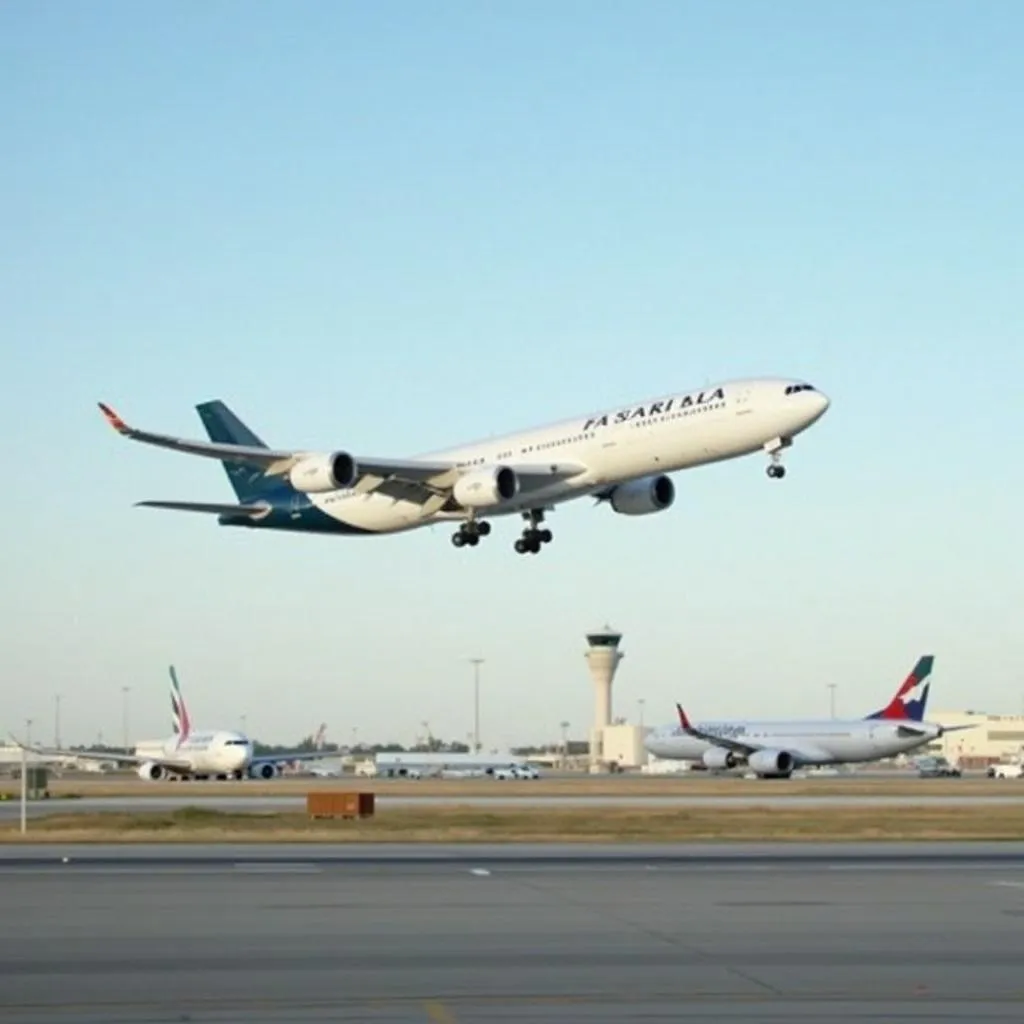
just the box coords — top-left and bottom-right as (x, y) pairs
(643, 656), (973, 778)
(96, 375), (829, 555)
(371, 751), (541, 779)
(14, 667), (330, 781)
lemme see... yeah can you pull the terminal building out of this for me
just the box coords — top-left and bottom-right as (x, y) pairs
(925, 710), (1024, 768)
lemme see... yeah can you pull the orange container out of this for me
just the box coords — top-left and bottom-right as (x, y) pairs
(306, 791), (375, 819)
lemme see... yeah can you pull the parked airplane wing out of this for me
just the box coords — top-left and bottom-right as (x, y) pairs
(674, 705), (761, 757)
(672, 708), (830, 765)
(250, 749), (338, 767)
(7, 736), (193, 771)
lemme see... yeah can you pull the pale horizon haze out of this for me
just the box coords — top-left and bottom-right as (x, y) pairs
(2, 1), (1022, 750)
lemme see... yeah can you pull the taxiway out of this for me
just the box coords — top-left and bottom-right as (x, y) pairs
(3, 842), (1024, 1022)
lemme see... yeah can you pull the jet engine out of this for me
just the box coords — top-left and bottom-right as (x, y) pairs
(701, 747), (739, 770)
(747, 749), (795, 777)
(453, 466), (519, 509)
(608, 474), (675, 516)
(248, 762), (278, 780)
(287, 452), (359, 493)
(137, 761), (166, 781)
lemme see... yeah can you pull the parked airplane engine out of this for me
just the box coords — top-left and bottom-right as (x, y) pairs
(248, 762), (278, 780)
(453, 466), (519, 509)
(287, 452), (359, 493)
(137, 761), (165, 781)
(608, 474), (675, 516)
(746, 749), (795, 776)
(701, 748), (739, 770)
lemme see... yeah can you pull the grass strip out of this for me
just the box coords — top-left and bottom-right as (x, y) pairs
(2, 804), (1023, 843)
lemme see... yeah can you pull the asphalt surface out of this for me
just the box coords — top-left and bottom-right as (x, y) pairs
(3, 842), (1024, 1022)
(4, 791), (1024, 821)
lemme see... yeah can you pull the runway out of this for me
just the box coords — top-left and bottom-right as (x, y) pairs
(4, 791), (1024, 821)
(4, 842), (1024, 1022)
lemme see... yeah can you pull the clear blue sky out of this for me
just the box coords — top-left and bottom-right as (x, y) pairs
(2, 1), (1022, 749)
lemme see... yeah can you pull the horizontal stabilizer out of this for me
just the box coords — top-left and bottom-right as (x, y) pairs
(896, 724), (928, 738)
(135, 500), (271, 518)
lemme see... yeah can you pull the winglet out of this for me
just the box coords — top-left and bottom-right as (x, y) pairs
(98, 402), (130, 435)
(675, 703), (692, 730)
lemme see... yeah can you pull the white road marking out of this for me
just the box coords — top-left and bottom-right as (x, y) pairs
(232, 862), (321, 873)
(469, 868), (491, 876)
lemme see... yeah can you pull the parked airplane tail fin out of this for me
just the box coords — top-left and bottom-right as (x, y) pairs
(169, 665), (192, 743)
(195, 400), (280, 502)
(865, 655), (934, 721)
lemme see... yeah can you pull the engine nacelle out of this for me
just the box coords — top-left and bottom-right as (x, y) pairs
(702, 747), (739, 770)
(287, 452), (359, 493)
(137, 761), (165, 781)
(608, 474), (675, 516)
(747, 749), (795, 776)
(452, 466), (519, 509)
(248, 762), (278, 780)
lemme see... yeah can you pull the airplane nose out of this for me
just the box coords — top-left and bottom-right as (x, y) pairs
(805, 390), (830, 424)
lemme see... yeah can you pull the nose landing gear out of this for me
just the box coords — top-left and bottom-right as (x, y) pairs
(764, 436), (792, 479)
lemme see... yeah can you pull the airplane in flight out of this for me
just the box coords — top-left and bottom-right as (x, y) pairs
(642, 655), (974, 778)
(15, 667), (331, 781)
(96, 375), (830, 555)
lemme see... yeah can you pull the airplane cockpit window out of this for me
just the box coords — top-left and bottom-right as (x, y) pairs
(224, 739), (250, 746)
(784, 383), (817, 395)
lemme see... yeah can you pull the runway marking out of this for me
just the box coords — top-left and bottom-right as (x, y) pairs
(469, 868), (491, 876)
(991, 880), (1024, 889)
(423, 998), (459, 1023)
(232, 862), (321, 873)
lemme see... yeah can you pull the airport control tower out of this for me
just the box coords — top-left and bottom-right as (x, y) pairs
(585, 626), (624, 772)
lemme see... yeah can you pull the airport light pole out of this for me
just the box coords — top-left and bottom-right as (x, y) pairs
(828, 684), (837, 719)
(638, 698), (645, 728)
(25, 718), (33, 747)
(560, 720), (570, 768)
(54, 694), (61, 748)
(121, 686), (131, 751)
(469, 658), (484, 753)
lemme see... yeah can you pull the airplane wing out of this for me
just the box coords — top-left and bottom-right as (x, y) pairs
(135, 500), (272, 518)
(672, 707), (829, 764)
(99, 403), (587, 509)
(249, 749), (338, 768)
(6, 736), (193, 771)
(674, 705), (762, 757)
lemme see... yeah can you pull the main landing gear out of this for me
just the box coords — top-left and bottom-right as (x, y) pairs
(450, 509), (554, 554)
(451, 519), (492, 547)
(514, 510), (552, 555)
(764, 436), (791, 479)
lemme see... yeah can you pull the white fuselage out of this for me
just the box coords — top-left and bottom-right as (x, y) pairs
(310, 377), (829, 533)
(373, 752), (535, 777)
(644, 718), (941, 769)
(136, 730), (253, 775)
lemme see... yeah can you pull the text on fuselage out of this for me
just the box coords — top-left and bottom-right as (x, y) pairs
(582, 388), (726, 433)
